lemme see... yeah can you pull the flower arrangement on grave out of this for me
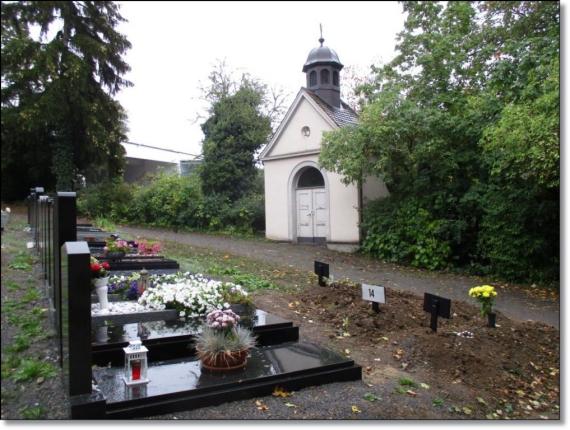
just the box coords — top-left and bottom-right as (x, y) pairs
(91, 257), (111, 310)
(194, 309), (256, 371)
(137, 240), (161, 256)
(468, 285), (497, 317)
(220, 283), (255, 316)
(137, 273), (230, 318)
(90, 257), (110, 280)
(108, 272), (143, 300)
(104, 238), (131, 257)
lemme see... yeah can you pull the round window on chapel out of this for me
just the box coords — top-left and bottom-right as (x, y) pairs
(301, 126), (310, 137)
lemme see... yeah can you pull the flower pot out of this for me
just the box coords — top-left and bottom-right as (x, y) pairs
(96, 326), (109, 343)
(487, 312), (496, 328)
(199, 349), (249, 372)
(230, 303), (256, 317)
(106, 251), (125, 261)
(94, 277), (110, 310)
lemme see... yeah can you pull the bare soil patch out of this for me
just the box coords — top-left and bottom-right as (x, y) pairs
(253, 279), (559, 419)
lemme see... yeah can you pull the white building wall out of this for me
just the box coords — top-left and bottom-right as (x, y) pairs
(264, 154), (360, 244)
(328, 171), (360, 243)
(267, 98), (333, 157)
(264, 156), (297, 241)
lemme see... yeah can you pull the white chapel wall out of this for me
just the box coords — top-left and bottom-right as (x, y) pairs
(267, 98), (333, 157)
(264, 153), (360, 244)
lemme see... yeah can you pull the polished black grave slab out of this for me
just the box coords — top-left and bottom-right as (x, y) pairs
(91, 310), (298, 365)
(89, 341), (361, 419)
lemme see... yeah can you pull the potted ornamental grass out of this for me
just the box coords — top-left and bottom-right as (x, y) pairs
(194, 309), (256, 371)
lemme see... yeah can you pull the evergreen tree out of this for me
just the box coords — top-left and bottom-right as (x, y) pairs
(1, 1), (132, 198)
(200, 70), (272, 202)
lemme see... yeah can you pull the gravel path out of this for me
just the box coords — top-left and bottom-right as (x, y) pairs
(118, 225), (560, 328)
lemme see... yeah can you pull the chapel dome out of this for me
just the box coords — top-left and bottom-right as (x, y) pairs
(302, 38), (343, 72)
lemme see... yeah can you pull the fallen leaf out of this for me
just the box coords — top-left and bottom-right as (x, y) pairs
(288, 302), (296, 308)
(463, 407), (472, 415)
(284, 402), (297, 408)
(477, 397), (487, 405)
(272, 386), (292, 398)
(406, 390), (417, 397)
(420, 383), (430, 390)
(344, 349), (351, 355)
(255, 400), (269, 411)
(351, 405), (362, 414)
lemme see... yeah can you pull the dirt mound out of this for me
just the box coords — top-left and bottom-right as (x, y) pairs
(293, 280), (559, 416)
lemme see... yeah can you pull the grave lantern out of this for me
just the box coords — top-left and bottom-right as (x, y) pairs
(122, 339), (149, 386)
(139, 268), (149, 294)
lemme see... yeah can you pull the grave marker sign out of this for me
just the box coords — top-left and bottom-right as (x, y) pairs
(361, 284), (386, 313)
(423, 293), (451, 332)
(314, 261), (329, 286)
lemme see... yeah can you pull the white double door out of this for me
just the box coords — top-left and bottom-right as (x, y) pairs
(296, 188), (328, 240)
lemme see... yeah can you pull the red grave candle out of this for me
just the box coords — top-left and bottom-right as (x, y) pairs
(131, 359), (141, 380)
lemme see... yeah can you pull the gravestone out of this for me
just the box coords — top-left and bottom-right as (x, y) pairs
(53, 192), (78, 365)
(61, 241), (93, 396)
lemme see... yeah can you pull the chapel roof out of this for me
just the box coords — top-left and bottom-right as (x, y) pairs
(303, 88), (358, 127)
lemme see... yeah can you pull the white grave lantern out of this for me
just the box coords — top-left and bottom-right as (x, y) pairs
(122, 339), (149, 386)
(139, 268), (149, 294)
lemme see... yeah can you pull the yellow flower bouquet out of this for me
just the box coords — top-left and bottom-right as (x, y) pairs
(468, 285), (497, 316)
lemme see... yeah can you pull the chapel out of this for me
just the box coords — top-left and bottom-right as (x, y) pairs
(259, 34), (388, 252)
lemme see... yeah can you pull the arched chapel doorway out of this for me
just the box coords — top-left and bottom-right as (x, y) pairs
(292, 165), (329, 244)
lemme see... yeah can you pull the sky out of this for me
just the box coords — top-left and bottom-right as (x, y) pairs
(114, 1), (407, 157)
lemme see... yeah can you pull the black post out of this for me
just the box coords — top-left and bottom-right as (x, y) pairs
(430, 300), (439, 332)
(53, 192), (77, 366)
(33, 187), (44, 250)
(47, 198), (53, 288)
(27, 188), (34, 225)
(372, 302), (380, 313)
(61, 241), (92, 397)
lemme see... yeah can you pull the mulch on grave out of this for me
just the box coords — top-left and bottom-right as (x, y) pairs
(277, 279), (560, 418)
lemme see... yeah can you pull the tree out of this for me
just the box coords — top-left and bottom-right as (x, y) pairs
(1, 1), (132, 199)
(319, 1), (559, 282)
(199, 63), (274, 201)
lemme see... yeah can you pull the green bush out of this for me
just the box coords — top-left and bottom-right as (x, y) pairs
(477, 183), (559, 283)
(77, 179), (135, 222)
(361, 198), (452, 271)
(78, 172), (265, 234)
(129, 173), (203, 227)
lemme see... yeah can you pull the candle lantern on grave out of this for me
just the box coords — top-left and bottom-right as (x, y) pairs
(139, 268), (149, 295)
(122, 339), (149, 386)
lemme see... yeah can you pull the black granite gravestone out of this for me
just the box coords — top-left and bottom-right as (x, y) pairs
(61, 241), (93, 397)
(53, 193), (78, 365)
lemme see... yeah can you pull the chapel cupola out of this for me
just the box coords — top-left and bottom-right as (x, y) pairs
(302, 28), (344, 108)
